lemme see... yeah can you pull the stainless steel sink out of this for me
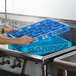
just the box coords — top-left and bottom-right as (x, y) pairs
(0, 24), (76, 62)
(55, 51), (76, 63)
(62, 54), (76, 63)
(54, 51), (76, 69)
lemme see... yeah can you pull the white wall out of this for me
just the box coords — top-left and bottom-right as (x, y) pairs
(0, 0), (76, 20)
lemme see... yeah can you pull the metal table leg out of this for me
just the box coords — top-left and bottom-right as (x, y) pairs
(63, 70), (68, 76)
(42, 64), (47, 76)
(42, 59), (47, 76)
(21, 60), (27, 76)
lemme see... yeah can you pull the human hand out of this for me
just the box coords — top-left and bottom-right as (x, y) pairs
(19, 36), (34, 44)
(4, 27), (17, 33)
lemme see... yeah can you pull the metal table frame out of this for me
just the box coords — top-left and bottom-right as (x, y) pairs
(0, 46), (76, 76)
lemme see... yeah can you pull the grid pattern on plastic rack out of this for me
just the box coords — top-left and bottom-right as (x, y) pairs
(8, 36), (72, 56)
(7, 19), (70, 46)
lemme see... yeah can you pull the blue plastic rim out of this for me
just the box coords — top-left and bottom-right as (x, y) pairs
(7, 19), (70, 47)
(8, 36), (72, 56)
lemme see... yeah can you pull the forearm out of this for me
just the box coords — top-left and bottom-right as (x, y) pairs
(0, 27), (17, 34)
(0, 36), (20, 44)
(0, 28), (2, 34)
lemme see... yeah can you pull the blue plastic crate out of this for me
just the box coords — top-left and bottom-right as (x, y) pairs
(7, 19), (70, 47)
(8, 36), (72, 56)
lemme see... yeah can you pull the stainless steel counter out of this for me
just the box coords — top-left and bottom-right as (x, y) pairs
(0, 45), (76, 76)
(0, 14), (76, 76)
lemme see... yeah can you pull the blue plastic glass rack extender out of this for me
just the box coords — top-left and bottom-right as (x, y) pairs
(7, 19), (70, 46)
(8, 36), (72, 56)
